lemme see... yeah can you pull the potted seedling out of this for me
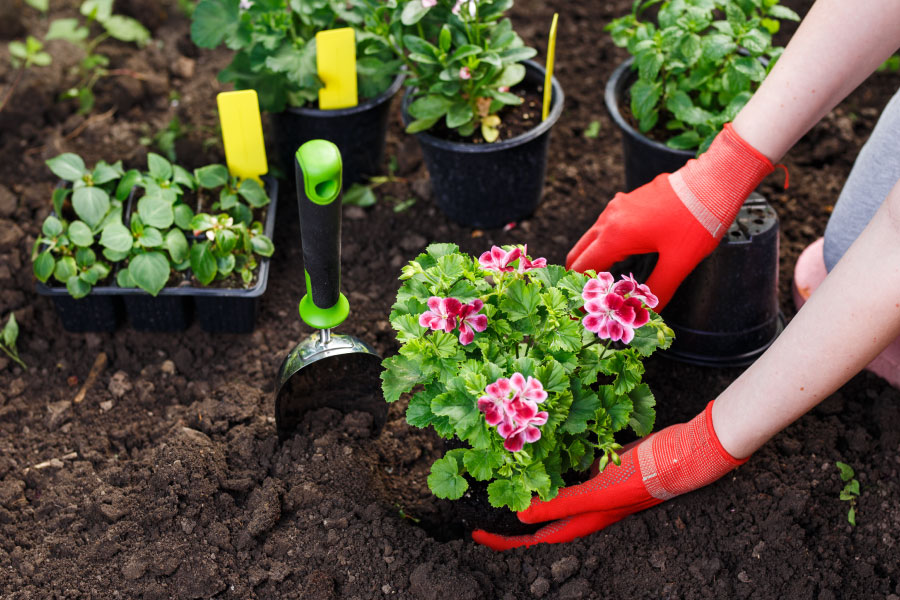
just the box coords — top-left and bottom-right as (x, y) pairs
(603, 0), (797, 366)
(382, 243), (672, 532)
(362, 0), (564, 228)
(605, 0), (799, 190)
(190, 0), (404, 186)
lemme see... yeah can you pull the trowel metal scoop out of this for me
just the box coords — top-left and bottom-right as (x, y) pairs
(274, 139), (386, 442)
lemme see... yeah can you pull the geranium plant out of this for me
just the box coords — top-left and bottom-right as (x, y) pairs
(190, 0), (401, 112)
(361, 0), (537, 141)
(607, 0), (799, 151)
(382, 243), (673, 511)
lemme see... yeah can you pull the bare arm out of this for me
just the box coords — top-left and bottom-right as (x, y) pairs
(733, 0), (900, 162)
(714, 176), (900, 458)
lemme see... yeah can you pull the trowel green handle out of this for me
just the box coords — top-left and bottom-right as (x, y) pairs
(295, 140), (349, 330)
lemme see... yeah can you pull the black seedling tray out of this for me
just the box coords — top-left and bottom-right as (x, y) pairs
(36, 178), (278, 334)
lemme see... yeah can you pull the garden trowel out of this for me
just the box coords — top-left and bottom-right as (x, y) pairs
(274, 139), (386, 441)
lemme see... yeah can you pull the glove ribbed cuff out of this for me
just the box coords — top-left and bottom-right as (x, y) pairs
(637, 401), (749, 501)
(668, 123), (774, 240)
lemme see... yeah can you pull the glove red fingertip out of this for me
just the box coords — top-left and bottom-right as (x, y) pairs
(471, 529), (533, 551)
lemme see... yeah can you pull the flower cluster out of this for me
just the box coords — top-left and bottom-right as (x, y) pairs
(582, 273), (659, 344)
(477, 373), (549, 452)
(419, 296), (488, 345)
(478, 245), (547, 274)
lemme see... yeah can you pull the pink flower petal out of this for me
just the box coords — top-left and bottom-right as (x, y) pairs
(503, 432), (525, 452)
(458, 323), (474, 345)
(583, 313), (604, 333)
(427, 296), (441, 312)
(468, 314), (487, 332)
(523, 426), (542, 443)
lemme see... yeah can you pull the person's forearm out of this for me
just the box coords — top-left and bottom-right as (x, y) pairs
(733, 0), (900, 162)
(712, 177), (900, 459)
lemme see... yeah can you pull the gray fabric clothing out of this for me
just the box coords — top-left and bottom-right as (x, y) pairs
(823, 87), (900, 271)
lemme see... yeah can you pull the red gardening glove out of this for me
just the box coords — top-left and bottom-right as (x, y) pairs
(566, 123), (775, 310)
(471, 401), (748, 550)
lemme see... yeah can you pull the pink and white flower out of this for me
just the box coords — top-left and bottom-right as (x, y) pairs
(422, 0), (437, 7)
(516, 244), (547, 274)
(478, 245), (521, 273)
(419, 296), (462, 333)
(477, 372), (549, 452)
(459, 66), (472, 80)
(452, 0), (477, 17)
(456, 299), (487, 345)
(239, 0), (253, 9)
(581, 273), (655, 344)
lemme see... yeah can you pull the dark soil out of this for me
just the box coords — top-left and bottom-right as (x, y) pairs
(2, 1), (900, 598)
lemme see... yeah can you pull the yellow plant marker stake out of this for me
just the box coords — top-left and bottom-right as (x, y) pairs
(542, 13), (559, 122)
(317, 27), (358, 110)
(217, 89), (268, 184)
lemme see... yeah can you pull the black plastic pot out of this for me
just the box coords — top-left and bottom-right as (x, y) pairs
(663, 193), (784, 366)
(37, 179), (279, 334)
(270, 74), (404, 188)
(402, 59), (564, 228)
(605, 57), (694, 192)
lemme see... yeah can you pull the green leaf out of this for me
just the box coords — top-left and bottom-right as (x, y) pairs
(129, 251), (170, 296)
(343, 184), (377, 207)
(42, 215), (64, 237)
(2, 312), (18, 348)
(46, 153), (87, 181)
(487, 479), (531, 512)
(463, 449), (504, 481)
(116, 169), (142, 201)
(629, 80), (661, 124)
(446, 101), (474, 129)
(173, 204), (195, 230)
(432, 391), (480, 431)
(138, 226), (163, 248)
(190, 0), (239, 48)
(66, 220), (93, 249)
(25, 0), (48, 11)
(100, 222), (133, 252)
(401, 0), (432, 26)
(382, 354), (429, 403)
(406, 391), (437, 428)
(102, 15), (150, 45)
(500, 278), (540, 321)
(250, 235), (274, 257)
(835, 461), (855, 482)
(847, 506), (856, 526)
(522, 462), (551, 496)
(54, 256), (77, 283)
(66, 275), (91, 299)
(535, 359), (568, 393)
(767, 5), (800, 21)
(427, 456), (468, 500)
(190, 241), (217, 285)
(147, 153), (173, 181)
(405, 117), (439, 134)
(165, 229), (189, 264)
(45, 18), (89, 42)
(72, 186), (110, 230)
(137, 194), (174, 229)
(562, 385), (600, 434)
(628, 383), (656, 437)
(33, 251), (55, 283)
(409, 95), (454, 120)
(238, 179), (269, 207)
(116, 267), (134, 288)
(194, 164), (230, 188)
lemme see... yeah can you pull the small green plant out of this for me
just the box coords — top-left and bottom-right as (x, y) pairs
(189, 213), (274, 286)
(190, 0), (401, 112)
(836, 461), (860, 526)
(140, 117), (188, 162)
(194, 164), (270, 226)
(1, 313), (27, 370)
(606, 0), (799, 152)
(877, 54), (900, 73)
(1, 35), (52, 113)
(362, 0), (536, 142)
(584, 120), (601, 139)
(383, 243), (672, 511)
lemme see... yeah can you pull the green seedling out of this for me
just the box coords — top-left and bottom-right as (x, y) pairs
(140, 116), (188, 162)
(836, 461), (860, 526)
(1, 313), (27, 370)
(189, 213), (274, 287)
(1, 36), (52, 113)
(343, 156), (406, 209)
(877, 55), (900, 73)
(194, 164), (269, 226)
(607, 0), (800, 152)
(584, 120), (601, 139)
(44, 0), (151, 114)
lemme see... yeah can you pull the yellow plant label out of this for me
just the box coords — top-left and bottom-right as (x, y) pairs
(317, 28), (358, 110)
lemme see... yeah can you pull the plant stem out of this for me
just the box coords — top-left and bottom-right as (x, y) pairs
(0, 345), (27, 370)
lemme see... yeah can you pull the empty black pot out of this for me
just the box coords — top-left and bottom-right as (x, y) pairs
(663, 193), (784, 367)
(270, 73), (404, 188)
(605, 57), (694, 192)
(402, 60), (564, 228)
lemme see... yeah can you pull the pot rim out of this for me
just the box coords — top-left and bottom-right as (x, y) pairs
(283, 72), (406, 118)
(401, 59), (564, 153)
(604, 57), (694, 159)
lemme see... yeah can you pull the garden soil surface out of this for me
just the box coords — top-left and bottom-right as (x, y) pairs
(3, 1), (900, 598)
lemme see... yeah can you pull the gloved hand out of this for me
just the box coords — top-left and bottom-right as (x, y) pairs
(566, 123), (775, 310)
(471, 401), (748, 551)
